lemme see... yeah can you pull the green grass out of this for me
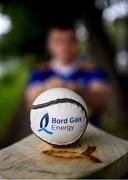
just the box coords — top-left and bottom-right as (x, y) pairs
(0, 61), (29, 139)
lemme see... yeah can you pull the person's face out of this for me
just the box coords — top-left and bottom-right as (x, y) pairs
(47, 29), (78, 64)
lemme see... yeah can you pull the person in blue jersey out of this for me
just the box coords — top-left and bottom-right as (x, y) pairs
(26, 27), (110, 126)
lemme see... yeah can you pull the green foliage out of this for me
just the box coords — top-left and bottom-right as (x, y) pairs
(0, 58), (29, 139)
(0, 3), (43, 57)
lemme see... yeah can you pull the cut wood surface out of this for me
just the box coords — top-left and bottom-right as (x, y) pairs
(0, 124), (128, 179)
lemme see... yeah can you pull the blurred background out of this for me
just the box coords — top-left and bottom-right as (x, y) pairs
(0, 0), (128, 149)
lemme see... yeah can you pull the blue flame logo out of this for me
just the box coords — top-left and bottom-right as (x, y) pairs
(38, 113), (53, 135)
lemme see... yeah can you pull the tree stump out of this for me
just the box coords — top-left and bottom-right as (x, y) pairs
(0, 124), (128, 178)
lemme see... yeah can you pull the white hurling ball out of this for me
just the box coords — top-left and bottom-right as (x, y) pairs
(30, 88), (88, 146)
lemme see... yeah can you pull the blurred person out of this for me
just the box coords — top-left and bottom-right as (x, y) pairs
(25, 26), (110, 126)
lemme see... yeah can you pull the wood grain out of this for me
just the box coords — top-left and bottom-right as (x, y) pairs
(0, 124), (128, 178)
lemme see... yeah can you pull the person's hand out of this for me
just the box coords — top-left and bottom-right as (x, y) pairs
(65, 81), (78, 91)
(25, 76), (65, 108)
(44, 76), (65, 89)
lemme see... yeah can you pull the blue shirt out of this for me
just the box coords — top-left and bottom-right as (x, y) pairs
(27, 62), (109, 126)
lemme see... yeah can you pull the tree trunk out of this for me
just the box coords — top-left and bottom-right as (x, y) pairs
(81, 1), (128, 125)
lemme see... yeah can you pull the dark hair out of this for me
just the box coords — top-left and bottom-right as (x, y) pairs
(47, 23), (75, 35)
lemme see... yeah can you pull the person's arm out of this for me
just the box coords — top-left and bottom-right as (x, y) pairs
(65, 77), (111, 111)
(83, 81), (111, 111)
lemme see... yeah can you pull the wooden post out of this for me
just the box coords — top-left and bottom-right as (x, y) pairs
(0, 124), (128, 178)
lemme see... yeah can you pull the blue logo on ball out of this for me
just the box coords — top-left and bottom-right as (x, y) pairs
(38, 113), (53, 135)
